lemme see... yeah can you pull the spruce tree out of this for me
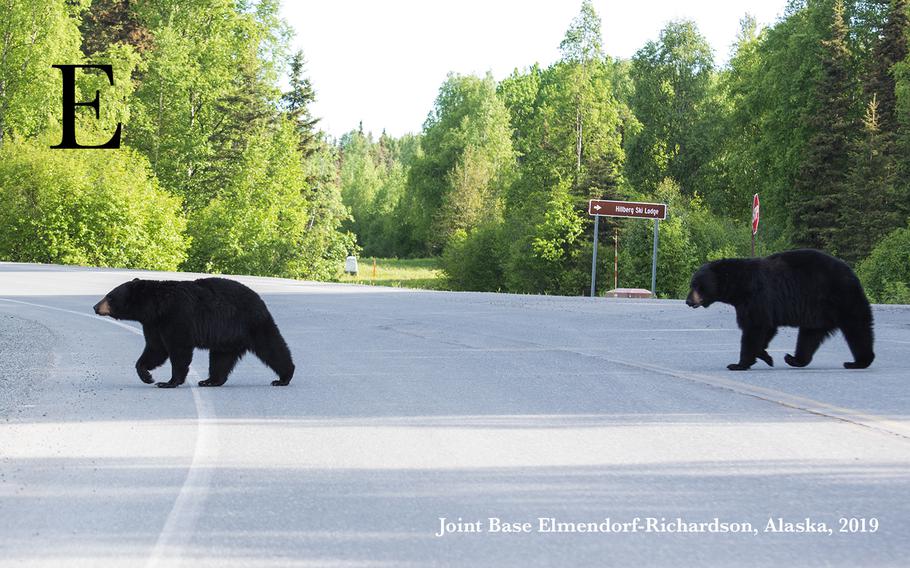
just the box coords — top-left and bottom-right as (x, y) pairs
(282, 51), (321, 158)
(792, 0), (857, 252)
(840, 95), (900, 263)
(79, 0), (152, 57)
(864, 0), (908, 135)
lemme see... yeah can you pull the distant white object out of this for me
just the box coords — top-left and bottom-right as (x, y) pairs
(344, 255), (359, 275)
(605, 288), (653, 299)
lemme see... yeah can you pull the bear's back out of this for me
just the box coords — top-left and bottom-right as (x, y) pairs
(762, 249), (869, 326)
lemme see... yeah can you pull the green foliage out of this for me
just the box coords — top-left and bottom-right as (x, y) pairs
(616, 179), (748, 298)
(79, 0), (153, 57)
(0, 0), (84, 145)
(128, 0), (291, 209)
(282, 51), (321, 158)
(792, 0), (857, 252)
(857, 225), (910, 303)
(441, 224), (506, 291)
(2, 0), (908, 295)
(337, 130), (422, 257)
(185, 121), (353, 280)
(406, 73), (515, 253)
(0, 137), (187, 270)
(625, 20), (715, 195)
(339, 130), (384, 242)
(559, 0), (603, 63)
(502, 179), (589, 295)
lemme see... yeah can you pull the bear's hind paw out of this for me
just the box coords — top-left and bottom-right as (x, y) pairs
(757, 351), (774, 367)
(271, 379), (291, 386)
(137, 368), (155, 384)
(198, 378), (226, 387)
(727, 363), (751, 371)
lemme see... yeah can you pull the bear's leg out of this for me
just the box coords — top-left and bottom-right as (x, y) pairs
(199, 350), (243, 387)
(728, 326), (767, 370)
(841, 320), (875, 369)
(157, 346), (193, 388)
(784, 328), (827, 368)
(136, 346), (168, 384)
(136, 325), (167, 384)
(757, 327), (777, 367)
(251, 325), (295, 386)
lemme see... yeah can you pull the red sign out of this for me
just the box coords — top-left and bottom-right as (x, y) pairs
(751, 194), (760, 235)
(588, 200), (667, 220)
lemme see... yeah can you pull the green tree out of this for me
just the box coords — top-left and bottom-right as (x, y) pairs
(338, 130), (383, 247)
(703, 15), (762, 218)
(282, 50), (320, 159)
(79, 0), (153, 57)
(840, 95), (902, 263)
(625, 20), (715, 195)
(560, 0), (604, 174)
(129, 0), (259, 205)
(618, 179), (749, 298)
(185, 119), (353, 279)
(857, 224), (910, 302)
(0, 0), (83, 146)
(407, 73), (515, 253)
(792, 0), (857, 252)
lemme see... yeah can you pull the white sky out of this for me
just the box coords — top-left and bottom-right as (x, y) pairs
(280, 1), (789, 139)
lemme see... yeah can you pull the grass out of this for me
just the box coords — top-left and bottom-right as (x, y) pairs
(338, 257), (446, 290)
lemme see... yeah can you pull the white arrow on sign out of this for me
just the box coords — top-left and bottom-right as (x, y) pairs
(593, 205), (601, 211)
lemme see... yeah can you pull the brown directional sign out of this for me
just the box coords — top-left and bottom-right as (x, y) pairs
(588, 199), (667, 220)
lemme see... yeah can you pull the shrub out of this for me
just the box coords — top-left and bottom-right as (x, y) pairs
(857, 226), (910, 304)
(0, 137), (188, 270)
(441, 224), (505, 291)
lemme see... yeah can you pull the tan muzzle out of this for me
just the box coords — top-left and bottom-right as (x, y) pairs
(93, 298), (111, 316)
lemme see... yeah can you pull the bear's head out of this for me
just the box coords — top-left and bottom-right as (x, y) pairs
(686, 264), (719, 308)
(93, 278), (144, 321)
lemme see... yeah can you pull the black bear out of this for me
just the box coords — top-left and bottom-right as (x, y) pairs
(686, 249), (874, 371)
(93, 278), (295, 388)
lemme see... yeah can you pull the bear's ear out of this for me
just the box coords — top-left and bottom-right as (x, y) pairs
(132, 278), (140, 282)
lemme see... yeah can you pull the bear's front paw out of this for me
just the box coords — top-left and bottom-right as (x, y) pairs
(757, 351), (774, 367)
(136, 367), (155, 384)
(727, 363), (751, 371)
(198, 378), (226, 387)
(271, 379), (291, 386)
(156, 380), (181, 389)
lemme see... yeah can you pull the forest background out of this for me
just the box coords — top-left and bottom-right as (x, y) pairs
(1, 0), (908, 302)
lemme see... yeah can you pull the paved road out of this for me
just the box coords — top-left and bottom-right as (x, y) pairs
(1, 262), (909, 567)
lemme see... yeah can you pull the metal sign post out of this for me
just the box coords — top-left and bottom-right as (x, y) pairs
(613, 229), (618, 290)
(588, 199), (668, 297)
(590, 214), (600, 297)
(651, 218), (659, 295)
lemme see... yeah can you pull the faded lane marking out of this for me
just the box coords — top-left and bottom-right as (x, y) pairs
(0, 297), (216, 568)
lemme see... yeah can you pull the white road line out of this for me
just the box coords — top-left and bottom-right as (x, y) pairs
(0, 297), (215, 567)
(566, 347), (910, 440)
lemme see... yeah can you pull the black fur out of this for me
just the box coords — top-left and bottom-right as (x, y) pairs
(685, 249), (875, 371)
(93, 278), (295, 387)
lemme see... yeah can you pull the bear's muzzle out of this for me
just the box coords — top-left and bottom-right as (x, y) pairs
(685, 290), (702, 308)
(93, 298), (111, 316)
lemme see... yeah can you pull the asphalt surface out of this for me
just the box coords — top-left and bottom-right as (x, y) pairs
(1, 262), (909, 567)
